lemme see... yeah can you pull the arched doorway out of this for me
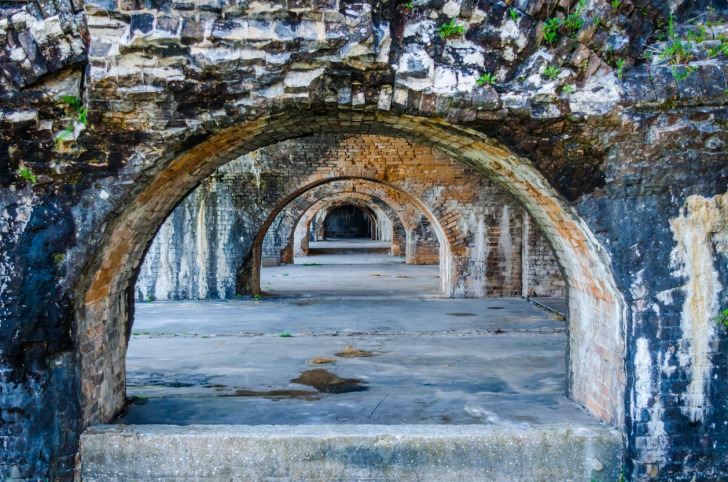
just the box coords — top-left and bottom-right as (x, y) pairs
(78, 109), (626, 439)
(323, 204), (372, 239)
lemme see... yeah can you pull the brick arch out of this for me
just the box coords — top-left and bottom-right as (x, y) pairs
(288, 192), (404, 253)
(320, 202), (377, 239)
(286, 195), (400, 255)
(238, 176), (451, 295)
(291, 191), (435, 264)
(265, 194), (393, 264)
(79, 108), (626, 433)
(263, 188), (422, 265)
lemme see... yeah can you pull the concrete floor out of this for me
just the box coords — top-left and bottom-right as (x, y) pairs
(262, 262), (440, 297)
(120, 255), (598, 430)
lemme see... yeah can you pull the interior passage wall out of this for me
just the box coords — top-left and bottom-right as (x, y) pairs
(522, 213), (567, 298)
(136, 177), (238, 300)
(261, 209), (297, 267)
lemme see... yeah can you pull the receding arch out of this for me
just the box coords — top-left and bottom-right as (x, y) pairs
(237, 176), (452, 297)
(322, 203), (374, 239)
(79, 109), (626, 431)
(261, 188), (421, 265)
(292, 193), (407, 258)
(290, 191), (434, 264)
(265, 195), (394, 264)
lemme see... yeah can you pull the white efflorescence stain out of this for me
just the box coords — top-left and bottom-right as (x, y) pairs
(668, 193), (727, 423)
(633, 337), (668, 462)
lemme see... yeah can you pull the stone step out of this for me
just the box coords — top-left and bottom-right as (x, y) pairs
(308, 247), (391, 255)
(79, 424), (622, 481)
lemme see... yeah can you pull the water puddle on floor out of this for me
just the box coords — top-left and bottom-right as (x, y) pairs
(291, 369), (368, 393)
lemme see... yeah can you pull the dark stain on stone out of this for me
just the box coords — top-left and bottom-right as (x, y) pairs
(448, 312), (476, 317)
(127, 371), (209, 388)
(291, 369), (368, 393)
(487, 307), (504, 310)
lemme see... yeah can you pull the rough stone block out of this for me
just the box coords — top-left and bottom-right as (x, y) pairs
(621, 65), (656, 104)
(697, 64), (726, 99)
(129, 14), (155, 35)
(673, 66), (703, 101)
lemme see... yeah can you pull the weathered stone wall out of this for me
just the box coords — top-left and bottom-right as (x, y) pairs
(1, 0), (727, 480)
(135, 175), (242, 300)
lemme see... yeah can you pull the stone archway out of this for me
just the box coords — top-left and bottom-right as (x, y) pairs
(78, 109), (626, 434)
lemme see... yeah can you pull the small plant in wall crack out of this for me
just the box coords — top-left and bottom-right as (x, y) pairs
(476, 72), (497, 86)
(542, 0), (585, 45)
(543, 65), (561, 80)
(671, 65), (696, 82)
(542, 18), (561, 45)
(55, 95), (87, 148)
(561, 84), (575, 94)
(644, 13), (722, 84)
(53, 253), (65, 267)
(614, 58), (626, 80)
(16, 168), (36, 184)
(437, 19), (465, 39)
(715, 308), (728, 329)
(509, 9), (518, 22)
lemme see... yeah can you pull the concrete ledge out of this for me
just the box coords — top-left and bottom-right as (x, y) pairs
(79, 424), (622, 481)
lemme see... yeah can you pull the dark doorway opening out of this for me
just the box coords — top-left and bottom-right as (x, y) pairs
(324, 205), (372, 239)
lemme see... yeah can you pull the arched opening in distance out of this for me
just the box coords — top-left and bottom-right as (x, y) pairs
(238, 175), (453, 298)
(323, 204), (373, 239)
(294, 196), (407, 258)
(254, 180), (443, 298)
(78, 110), (625, 439)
